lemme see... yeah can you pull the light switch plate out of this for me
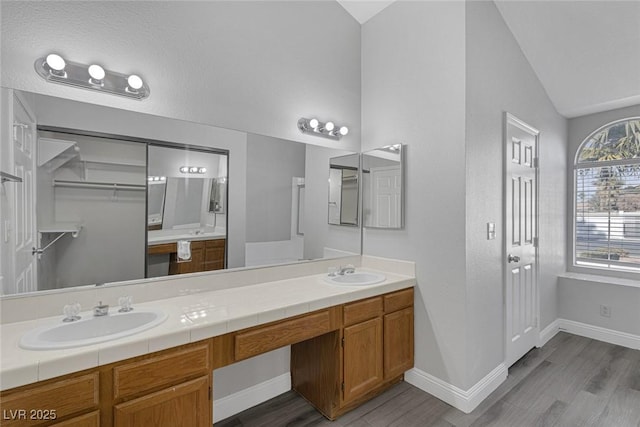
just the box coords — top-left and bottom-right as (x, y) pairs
(487, 222), (496, 240)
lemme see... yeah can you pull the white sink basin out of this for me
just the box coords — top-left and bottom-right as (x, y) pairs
(20, 308), (167, 350)
(325, 272), (386, 286)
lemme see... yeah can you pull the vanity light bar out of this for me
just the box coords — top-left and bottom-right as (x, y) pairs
(179, 166), (207, 174)
(298, 117), (349, 141)
(34, 53), (150, 100)
(148, 176), (166, 182)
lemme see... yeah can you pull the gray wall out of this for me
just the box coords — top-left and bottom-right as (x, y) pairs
(246, 134), (305, 243)
(0, 1), (361, 152)
(362, 0), (568, 391)
(464, 0), (568, 387)
(361, 0), (469, 389)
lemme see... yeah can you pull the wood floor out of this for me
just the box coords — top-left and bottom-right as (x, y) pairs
(214, 333), (640, 427)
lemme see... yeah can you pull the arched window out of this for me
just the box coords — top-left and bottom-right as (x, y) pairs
(574, 117), (640, 273)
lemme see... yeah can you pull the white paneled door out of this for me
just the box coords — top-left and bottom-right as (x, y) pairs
(11, 94), (38, 294)
(504, 113), (539, 367)
(369, 166), (401, 228)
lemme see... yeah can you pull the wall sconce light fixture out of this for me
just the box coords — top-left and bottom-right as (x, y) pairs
(298, 117), (349, 141)
(35, 53), (150, 100)
(179, 166), (207, 174)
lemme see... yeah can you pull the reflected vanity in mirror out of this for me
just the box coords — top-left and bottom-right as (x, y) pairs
(0, 89), (361, 296)
(328, 153), (359, 226)
(146, 145), (228, 277)
(362, 144), (404, 229)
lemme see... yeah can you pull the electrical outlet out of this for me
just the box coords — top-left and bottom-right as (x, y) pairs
(600, 304), (611, 318)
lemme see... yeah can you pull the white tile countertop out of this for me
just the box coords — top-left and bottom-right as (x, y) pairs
(0, 262), (415, 391)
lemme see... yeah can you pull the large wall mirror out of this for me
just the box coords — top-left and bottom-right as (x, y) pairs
(0, 90), (361, 296)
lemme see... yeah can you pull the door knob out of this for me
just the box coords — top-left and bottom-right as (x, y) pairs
(508, 254), (521, 263)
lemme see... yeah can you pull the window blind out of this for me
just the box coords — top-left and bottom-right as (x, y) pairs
(575, 165), (640, 270)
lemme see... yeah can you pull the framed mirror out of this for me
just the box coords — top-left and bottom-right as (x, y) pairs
(362, 144), (404, 229)
(328, 153), (360, 226)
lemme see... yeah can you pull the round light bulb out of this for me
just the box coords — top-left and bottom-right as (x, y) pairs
(325, 121), (335, 132)
(339, 126), (349, 136)
(309, 118), (319, 129)
(189, 167), (198, 173)
(160, 176), (166, 181)
(148, 176), (154, 182)
(199, 167), (207, 174)
(88, 64), (105, 81)
(127, 74), (143, 90)
(180, 166), (189, 173)
(45, 54), (66, 71)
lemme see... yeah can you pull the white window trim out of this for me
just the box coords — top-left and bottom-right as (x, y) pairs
(570, 116), (640, 280)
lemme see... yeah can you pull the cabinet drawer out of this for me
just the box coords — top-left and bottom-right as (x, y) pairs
(50, 411), (99, 427)
(113, 344), (210, 400)
(384, 288), (414, 313)
(0, 373), (98, 427)
(235, 311), (331, 361)
(205, 239), (225, 249)
(343, 297), (383, 326)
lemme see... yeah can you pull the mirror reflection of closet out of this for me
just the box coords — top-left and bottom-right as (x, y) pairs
(37, 130), (147, 290)
(328, 153), (359, 226)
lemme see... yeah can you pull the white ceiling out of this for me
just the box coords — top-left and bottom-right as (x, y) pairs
(336, 0), (640, 118)
(336, 0), (395, 24)
(495, 1), (640, 118)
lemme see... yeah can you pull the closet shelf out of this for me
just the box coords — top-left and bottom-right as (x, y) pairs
(38, 138), (79, 171)
(78, 155), (146, 168)
(39, 222), (83, 236)
(53, 180), (146, 191)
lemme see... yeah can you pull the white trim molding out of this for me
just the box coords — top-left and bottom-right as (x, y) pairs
(538, 318), (562, 348)
(538, 319), (640, 350)
(404, 364), (508, 414)
(213, 373), (291, 423)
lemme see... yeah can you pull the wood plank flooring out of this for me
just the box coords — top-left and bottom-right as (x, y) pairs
(214, 333), (640, 427)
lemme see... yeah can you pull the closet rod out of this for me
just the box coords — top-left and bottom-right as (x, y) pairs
(53, 180), (146, 191)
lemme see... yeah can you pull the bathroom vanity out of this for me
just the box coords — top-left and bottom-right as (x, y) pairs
(0, 265), (414, 426)
(148, 238), (226, 274)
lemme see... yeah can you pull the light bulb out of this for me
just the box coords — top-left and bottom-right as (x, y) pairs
(309, 118), (319, 129)
(45, 54), (66, 71)
(339, 126), (349, 136)
(189, 167), (198, 173)
(160, 176), (166, 181)
(325, 121), (335, 132)
(180, 166), (189, 173)
(148, 176), (154, 182)
(127, 74), (143, 90)
(198, 167), (207, 174)
(88, 64), (105, 81)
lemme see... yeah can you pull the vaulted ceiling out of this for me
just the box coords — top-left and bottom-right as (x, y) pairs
(338, 0), (640, 118)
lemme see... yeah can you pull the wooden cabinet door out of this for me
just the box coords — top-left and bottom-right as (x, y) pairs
(342, 317), (383, 404)
(113, 376), (210, 427)
(384, 307), (414, 380)
(203, 239), (225, 271)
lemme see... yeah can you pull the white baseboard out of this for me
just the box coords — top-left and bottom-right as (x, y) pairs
(213, 373), (291, 423)
(538, 318), (562, 348)
(557, 319), (640, 350)
(538, 318), (640, 350)
(405, 363), (507, 414)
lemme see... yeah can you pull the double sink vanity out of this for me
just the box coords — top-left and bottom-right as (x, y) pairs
(0, 257), (415, 426)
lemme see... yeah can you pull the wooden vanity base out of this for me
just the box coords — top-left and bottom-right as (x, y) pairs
(0, 288), (413, 426)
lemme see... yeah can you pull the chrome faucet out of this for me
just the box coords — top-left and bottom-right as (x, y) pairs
(338, 264), (356, 275)
(93, 301), (109, 317)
